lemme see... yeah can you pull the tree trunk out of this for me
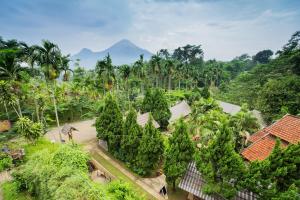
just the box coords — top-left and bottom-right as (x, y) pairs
(16, 99), (23, 117)
(4, 102), (9, 120)
(51, 83), (62, 143)
(34, 98), (40, 123)
(172, 180), (176, 191)
(178, 80), (181, 89)
(168, 75), (172, 91)
(156, 76), (159, 88)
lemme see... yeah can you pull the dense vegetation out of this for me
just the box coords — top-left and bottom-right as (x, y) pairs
(4, 140), (143, 200)
(1, 31), (299, 200)
(218, 31), (300, 122)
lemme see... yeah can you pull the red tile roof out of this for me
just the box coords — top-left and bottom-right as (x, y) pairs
(248, 114), (300, 144)
(248, 129), (269, 143)
(242, 135), (288, 162)
(243, 114), (300, 162)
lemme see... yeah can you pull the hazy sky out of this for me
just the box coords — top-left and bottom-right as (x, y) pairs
(1, 0), (299, 60)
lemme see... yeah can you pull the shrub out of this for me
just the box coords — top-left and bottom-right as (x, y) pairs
(0, 152), (13, 171)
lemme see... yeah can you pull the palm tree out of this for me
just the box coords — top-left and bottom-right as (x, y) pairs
(133, 54), (146, 93)
(175, 63), (184, 89)
(19, 42), (39, 69)
(150, 53), (162, 87)
(164, 59), (176, 90)
(95, 54), (115, 93)
(0, 40), (24, 80)
(35, 40), (63, 142)
(0, 39), (25, 117)
(60, 54), (73, 81)
(119, 64), (131, 99)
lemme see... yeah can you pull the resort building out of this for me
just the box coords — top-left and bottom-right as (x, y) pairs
(137, 112), (160, 128)
(169, 100), (192, 123)
(242, 114), (300, 162)
(178, 162), (257, 200)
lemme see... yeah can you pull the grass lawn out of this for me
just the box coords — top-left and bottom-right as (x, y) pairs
(1, 181), (34, 200)
(90, 151), (155, 200)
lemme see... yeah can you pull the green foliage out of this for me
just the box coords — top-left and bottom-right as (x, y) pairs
(95, 94), (123, 156)
(141, 88), (171, 129)
(257, 76), (300, 122)
(164, 119), (194, 190)
(52, 145), (90, 172)
(107, 180), (144, 200)
(152, 89), (171, 129)
(253, 49), (273, 64)
(0, 152), (13, 171)
(120, 108), (143, 166)
(195, 124), (245, 199)
(241, 140), (300, 199)
(201, 87), (210, 99)
(1, 181), (33, 200)
(15, 117), (43, 142)
(141, 88), (153, 113)
(229, 104), (260, 151)
(136, 116), (164, 176)
(219, 31), (300, 122)
(12, 141), (143, 200)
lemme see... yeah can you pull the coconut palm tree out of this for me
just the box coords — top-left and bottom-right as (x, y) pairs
(150, 53), (162, 87)
(0, 39), (24, 80)
(60, 54), (73, 81)
(95, 54), (115, 93)
(35, 40), (63, 142)
(164, 59), (176, 90)
(119, 64), (131, 98)
(133, 54), (146, 93)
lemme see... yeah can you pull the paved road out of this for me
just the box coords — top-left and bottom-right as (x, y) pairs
(46, 119), (96, 143)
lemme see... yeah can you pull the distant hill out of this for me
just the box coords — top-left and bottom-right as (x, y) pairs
(72, 39), (153, 69)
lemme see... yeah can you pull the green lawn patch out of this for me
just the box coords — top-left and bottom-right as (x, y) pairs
(23, 139), (59, 158)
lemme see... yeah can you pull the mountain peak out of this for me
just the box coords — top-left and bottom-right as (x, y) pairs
(72, 39), (153, 68)
(111, 39), (137, 48)
(79, 48), (93, 54)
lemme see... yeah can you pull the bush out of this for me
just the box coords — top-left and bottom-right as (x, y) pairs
(0, 153), (13, 171)
(107, 180), (144, 200)
(15, 117), (44, 143)
(1, 181), (32, 200)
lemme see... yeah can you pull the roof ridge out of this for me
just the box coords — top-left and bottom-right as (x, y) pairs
(244, 131), (271, 150)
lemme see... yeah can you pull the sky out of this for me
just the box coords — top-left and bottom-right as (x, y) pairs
(1, 0), (300, 60)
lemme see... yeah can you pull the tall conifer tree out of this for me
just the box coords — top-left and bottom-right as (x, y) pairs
(95, 94), (123, 156)
(152, 89), (171, 130)
(164, 119), (195, 190)
(196, 124), (245, 199)
(136, 115), (164, 176)
(121, 108), (143, 165)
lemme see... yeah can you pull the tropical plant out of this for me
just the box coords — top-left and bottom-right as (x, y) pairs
(15, 117), (44, 142)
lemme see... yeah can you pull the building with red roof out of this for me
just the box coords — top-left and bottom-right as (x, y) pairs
(242, 114), (300, 162)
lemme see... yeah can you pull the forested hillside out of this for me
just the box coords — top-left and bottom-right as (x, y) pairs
(218, 31), (300, 122)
